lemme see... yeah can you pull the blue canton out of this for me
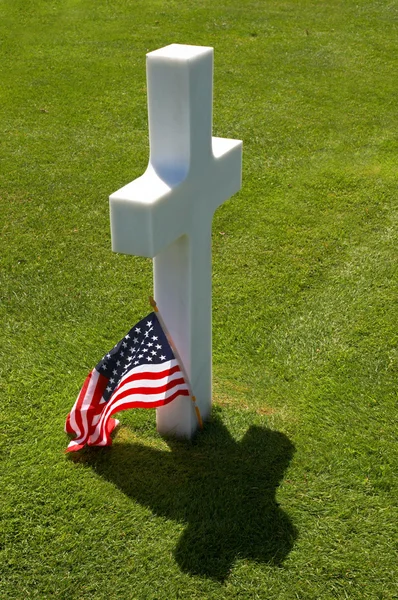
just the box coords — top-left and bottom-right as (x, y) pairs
(95, 312), (174, 403)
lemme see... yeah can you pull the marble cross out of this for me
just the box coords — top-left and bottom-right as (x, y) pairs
(109, 44), (242, 437)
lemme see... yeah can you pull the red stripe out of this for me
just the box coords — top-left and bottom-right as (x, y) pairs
(106, 387), (190, 418)
(113, 364), (180, 394)
(70, 371), (93, 439)
(90, 373), (109, 412)
(65, 413), (73, 435)
(65, 442), (86, 453)
(81, 372), (108, 442)
(67, 370), (108, 445)
(110, 376), (187, 404)
(86, 417), (120, 449)
(81, 371), (106, 416)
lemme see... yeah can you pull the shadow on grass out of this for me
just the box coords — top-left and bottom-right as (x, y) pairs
(77, 412), (297, 581)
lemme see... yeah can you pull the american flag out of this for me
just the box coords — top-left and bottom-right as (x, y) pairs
(65, 312), (190, 452)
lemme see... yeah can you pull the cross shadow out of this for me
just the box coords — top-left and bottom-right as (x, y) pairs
(76, 411), (297, 581)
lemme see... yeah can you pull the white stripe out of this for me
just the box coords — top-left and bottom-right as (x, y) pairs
(70, 369), (101, 444)
(111, 368), (185, 404)
(112, 382), (189, 409)
(111, 383), (188, 411)
(68, 392), (83, 437)
(65, 391), (81, 434)
(92, 413), (101, 426)
(114, 359), (177, 389)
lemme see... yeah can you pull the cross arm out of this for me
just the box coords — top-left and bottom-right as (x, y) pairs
(109, 136), (241, 258)
(109, 165), (191, 258)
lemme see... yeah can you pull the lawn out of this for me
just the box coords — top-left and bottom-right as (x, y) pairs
(1, 0), (397, 598)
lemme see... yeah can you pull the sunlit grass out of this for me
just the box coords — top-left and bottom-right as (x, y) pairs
(1, 0), (397, 598)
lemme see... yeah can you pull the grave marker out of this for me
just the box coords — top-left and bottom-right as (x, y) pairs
(110, 44), (242, 437)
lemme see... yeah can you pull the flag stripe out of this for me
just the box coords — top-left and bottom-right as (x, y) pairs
(67, 370), (108, 447)
(69, 370), (95, 442)
(78, 370), (107, 444)
(114, 360), (179, 386)
(113, 363), (181, 393)
(110, 377), (188, 406)
(111, 368), (186, 403)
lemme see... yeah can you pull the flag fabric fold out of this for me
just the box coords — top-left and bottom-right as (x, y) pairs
(65, 312), (190, 452)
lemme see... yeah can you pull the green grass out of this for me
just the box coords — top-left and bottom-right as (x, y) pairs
(1, 0), (397, 598)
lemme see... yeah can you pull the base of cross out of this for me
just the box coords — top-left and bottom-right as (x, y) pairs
(150, 296), (204, 437)
(156, 395), (204, 439)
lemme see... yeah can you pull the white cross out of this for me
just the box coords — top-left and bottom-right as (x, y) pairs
(109, 44), (242, 437)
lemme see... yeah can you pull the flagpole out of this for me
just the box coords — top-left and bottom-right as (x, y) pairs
(149, 296), (203, 430)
